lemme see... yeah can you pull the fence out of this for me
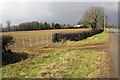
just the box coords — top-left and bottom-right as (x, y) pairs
(11, 35), (52, 48)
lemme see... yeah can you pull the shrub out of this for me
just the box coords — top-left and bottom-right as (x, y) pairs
(2, 35), (15, 54)
(52, 29), (103, 43)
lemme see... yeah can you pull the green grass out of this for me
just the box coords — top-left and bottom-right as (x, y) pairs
(1, 30), (111, 78)
(1, 50), (106, 78)
(41, 31), (110, 49)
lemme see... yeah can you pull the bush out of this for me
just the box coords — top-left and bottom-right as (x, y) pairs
(52, 29), (103, 43)
(2, 35), (15, 54)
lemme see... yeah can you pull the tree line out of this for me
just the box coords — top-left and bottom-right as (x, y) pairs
(1, 7), (110, 32)
(1, 21), (72, 32)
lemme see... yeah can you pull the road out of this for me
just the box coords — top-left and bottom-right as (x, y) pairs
(108, 28), (119, 78)
(109, 28), (120, 37)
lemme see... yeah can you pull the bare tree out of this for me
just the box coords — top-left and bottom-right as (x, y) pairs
(80, 7), (107, 30)
(6, 20), (11, 31)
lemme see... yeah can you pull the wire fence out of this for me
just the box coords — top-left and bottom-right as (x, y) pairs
(11, 35), (53, 48)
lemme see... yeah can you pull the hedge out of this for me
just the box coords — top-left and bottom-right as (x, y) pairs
(52, 29), (103, 43)
(2, 35), (15, 54)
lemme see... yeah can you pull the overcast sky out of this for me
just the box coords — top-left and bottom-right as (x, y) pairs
(1, 2), (118, 27)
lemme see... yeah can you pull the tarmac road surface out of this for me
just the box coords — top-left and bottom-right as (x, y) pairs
(108, 29), (119, 78)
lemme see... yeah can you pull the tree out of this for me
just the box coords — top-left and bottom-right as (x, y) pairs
(31, 21), (39, 30)
(42, 22), (51, 29)
(6, 20), (11, 31)
(67, 24), (70, 27)
(55, 23), (61, 29)
(51, 22), (55, 29)
(43, 22), (49, 29)
(39, 22), (43, 29)
(80, 7), (107, 30)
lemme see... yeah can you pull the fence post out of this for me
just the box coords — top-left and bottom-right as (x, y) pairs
(46, 36), (47, 43)
(47, 36), (48, 43)
(29, 38), (32, 46)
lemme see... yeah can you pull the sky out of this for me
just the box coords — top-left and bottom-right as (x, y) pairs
(0, 1), (118, 27)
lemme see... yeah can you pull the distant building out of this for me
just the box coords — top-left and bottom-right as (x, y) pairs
(73, 24), (89, 28)
(73, 24), (83, 27)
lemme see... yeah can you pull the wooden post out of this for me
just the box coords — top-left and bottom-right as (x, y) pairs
(29, 38), (32, 46)
(104, 16), (106, 32)
(47, 36), (48, 43)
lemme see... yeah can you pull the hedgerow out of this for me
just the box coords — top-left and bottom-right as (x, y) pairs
(2, 35), (15, 54)
(52, 29), (103, 43)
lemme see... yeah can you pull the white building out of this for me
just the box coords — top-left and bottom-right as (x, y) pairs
(73, 24), (83, 27)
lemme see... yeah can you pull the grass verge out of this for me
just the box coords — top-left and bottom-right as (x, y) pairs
(1, 50), (112, 78)
(49, 31), (110, 47)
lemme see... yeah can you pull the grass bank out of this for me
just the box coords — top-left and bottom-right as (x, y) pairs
(1, 50), (112, 78)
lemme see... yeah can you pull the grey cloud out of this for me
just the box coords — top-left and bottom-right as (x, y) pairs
(1, 2), (118, 26)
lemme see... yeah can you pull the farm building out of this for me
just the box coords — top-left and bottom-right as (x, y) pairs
(74, 24), (83, 27)
(74, 24), (89, 28)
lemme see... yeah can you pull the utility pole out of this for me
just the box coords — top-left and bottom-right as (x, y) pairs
(104, 15), (106, 32)
(104, 0), (106, 32)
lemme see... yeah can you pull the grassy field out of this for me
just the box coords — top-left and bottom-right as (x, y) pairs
(1, 29), (113, 78)
(3, 28), (91, 39)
